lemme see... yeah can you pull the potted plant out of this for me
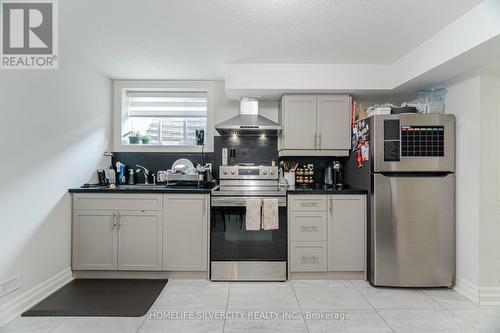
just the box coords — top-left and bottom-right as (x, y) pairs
(139, 134), (150, 144)
(124, 131), (141, 144)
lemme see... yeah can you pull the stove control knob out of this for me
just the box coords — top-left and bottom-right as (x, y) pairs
(230, 170), (235, 175)
(270, 169), (275, 175)
(222, 169), (228, 175)
(262, 170), (267, 175)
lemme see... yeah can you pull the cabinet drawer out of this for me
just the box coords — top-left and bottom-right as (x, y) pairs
(289, 212), (327, 241)
(289, 195), (326, 212)
(73, 193), (162, 211)
(290, 242), (327, 272)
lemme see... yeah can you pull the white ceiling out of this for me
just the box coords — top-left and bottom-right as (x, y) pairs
(62, 0), (483, 80)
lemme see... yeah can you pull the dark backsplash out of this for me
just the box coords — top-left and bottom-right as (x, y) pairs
(278, 156), (348, 184)
(112, 136), (278, 180)
(111, 136), (347, 184)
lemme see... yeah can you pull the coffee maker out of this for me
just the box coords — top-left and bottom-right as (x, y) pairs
(324, 161), (344, 189)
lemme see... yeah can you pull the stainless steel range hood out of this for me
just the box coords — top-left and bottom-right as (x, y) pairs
(215, 98), (282, 136)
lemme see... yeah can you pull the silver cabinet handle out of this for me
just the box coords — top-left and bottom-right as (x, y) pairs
(318, 133), (322, 149)
(112, 212), (117, 229)
(300, 226), (319, 232)
(314, 134), (317, 149)
(300, 255), (319, 264)
(301, 202), (318, 207)
(203, 196), (207, 217)
(117, 211), (122, 230)
(329, 198), (333, 215)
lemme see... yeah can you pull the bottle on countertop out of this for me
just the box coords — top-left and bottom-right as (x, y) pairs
(128, 169), (135, 185)
(116, 162), (126, 184)
(108, 167), (116, 185)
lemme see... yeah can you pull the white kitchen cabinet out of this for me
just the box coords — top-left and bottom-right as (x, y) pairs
(279, 95), (317, 150)
(317, 95), (351, 151)
(288, 193), (366, 274)
(279, 94), (351, 156)
(72, 210), (118, 270)
(327, 195), (366, 271)
(163, 194), (209, 271)
(117, 210), (162, 271)
(72, 194), (163, 272)
(289, 212), (327, 242)
(290, 241), (328, 272)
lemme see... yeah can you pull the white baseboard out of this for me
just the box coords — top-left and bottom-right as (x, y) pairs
(479, 286), (500, 305)
(0, 267), (73, 327)
(454, 278), (480, 303)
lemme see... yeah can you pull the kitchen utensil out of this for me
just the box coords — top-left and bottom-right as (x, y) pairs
(186, 167), (198, 175)
(284, 172), (295, 186)
(157, 171), (168, 183)
(172, 158), (194, 174)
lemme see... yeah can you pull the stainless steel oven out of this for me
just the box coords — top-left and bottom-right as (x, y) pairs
(210, 165), (287, 281)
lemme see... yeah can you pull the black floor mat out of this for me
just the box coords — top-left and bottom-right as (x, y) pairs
(22, 279), (168, 317)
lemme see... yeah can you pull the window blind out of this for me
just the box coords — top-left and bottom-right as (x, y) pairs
(125, 90), (208, 146)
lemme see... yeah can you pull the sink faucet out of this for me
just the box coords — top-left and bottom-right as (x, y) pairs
(135, 165), (150, 184)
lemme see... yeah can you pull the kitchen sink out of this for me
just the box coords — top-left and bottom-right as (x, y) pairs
(117, 184), (166, 190)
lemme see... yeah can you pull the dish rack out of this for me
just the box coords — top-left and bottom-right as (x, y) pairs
(166, 173), (204, 187)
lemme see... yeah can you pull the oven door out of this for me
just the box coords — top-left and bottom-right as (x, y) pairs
(210, 196), (287, 280)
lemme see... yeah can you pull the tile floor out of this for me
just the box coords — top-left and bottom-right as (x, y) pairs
(1, 279), (499, 333)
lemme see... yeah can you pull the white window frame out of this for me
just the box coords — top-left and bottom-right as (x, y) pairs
(113, 80), (215, 153)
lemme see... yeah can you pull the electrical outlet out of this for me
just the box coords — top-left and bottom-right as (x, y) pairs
(0, 275), (20, 297)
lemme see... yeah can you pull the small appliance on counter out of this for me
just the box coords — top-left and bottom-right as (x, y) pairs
(332, 161), (344, 190)
(324, 161), (344, 189)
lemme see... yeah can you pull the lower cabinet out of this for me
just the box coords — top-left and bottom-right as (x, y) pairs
(117, 210), (162, 271)
(290, 241), (328, 271)
(72, 209), (162, 271)
(72, 193), (208, 272)
(163, 194), (208, 271)
(328, 195), (366, 271)
(73, 210), (117, 270)
(288, 194), (366, 273)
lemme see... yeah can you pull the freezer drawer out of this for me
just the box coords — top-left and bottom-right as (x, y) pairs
(371, 173), (455, 287)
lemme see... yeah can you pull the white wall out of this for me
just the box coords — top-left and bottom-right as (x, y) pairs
(0, 49), (111, 318)
(478, 70), (500, 291)
(446, 74), (481, 298)
(446, 69), (500, 303)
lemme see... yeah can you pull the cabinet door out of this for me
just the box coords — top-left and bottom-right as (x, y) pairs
(328, 195), (366, 271)
(290, 242), (328, 272)
(73, 210), (117, 270)
(163, 194), (208, 271)
(117, 210), (163, 271)
(317, 95), (351, 150)
(281, 95), (317, 150)
(289, 212), (327, 242)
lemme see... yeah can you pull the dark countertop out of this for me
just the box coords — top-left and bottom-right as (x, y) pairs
(68, 184), (217, 194)
(286, 185), (367, 195)
(69, 184), (366, 195)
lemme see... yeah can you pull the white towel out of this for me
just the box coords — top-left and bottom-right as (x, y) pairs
(245, 198), (262, 231)
(262, 198), (279, 230)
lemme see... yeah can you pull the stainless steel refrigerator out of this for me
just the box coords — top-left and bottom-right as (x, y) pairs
(346, 114), (455, 287)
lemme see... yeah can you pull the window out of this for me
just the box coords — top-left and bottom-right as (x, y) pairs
(114, 81), (214, 152)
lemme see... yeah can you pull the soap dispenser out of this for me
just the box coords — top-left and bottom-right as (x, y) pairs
(128, 169), (135, 185)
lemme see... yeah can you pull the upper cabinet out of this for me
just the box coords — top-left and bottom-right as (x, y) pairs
(278, 94), (351, 156)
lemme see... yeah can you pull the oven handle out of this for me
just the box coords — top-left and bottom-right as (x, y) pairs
(211, 197), (287, 207)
